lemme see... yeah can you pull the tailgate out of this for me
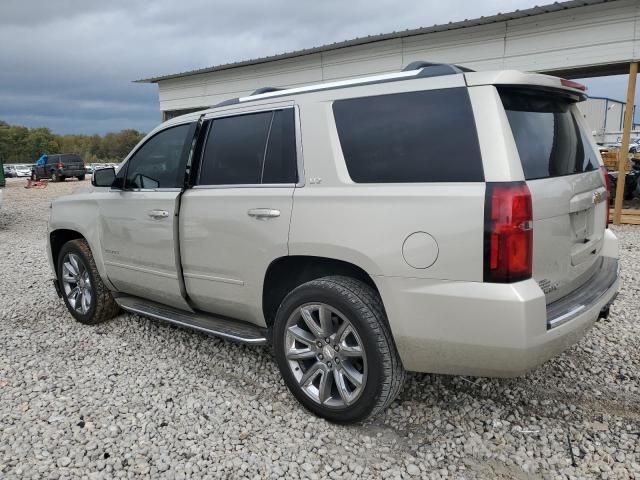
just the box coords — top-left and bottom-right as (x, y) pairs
(499, 87), (608, 303)
(61, 155), (84, 169)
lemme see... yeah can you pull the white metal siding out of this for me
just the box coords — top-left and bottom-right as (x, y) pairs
(157, 0), (640, 113)
(578, 99), (608, 135)
(606, 101), (625, 131)
(578, 98), (626, 142)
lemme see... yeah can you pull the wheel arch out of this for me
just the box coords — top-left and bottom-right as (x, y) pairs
(48, 224), (116, 291)
(50, 229), (86, 270)
(262, 255), (381, 328)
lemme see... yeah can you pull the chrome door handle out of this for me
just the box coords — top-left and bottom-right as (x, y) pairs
(247, 208), (280, 219)
(148, 209), (169, 219)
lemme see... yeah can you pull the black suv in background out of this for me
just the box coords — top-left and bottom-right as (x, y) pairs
(32, 154), (86, 182)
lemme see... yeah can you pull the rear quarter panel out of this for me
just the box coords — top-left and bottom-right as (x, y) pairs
(289, 91), (485, 281)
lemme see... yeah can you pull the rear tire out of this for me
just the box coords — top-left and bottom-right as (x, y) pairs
(77, 175), (86, 181)
(57, 239), (120, 325)
(273, 276), (405, 424)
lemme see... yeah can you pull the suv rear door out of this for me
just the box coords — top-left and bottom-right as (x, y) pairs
(179, 106), (299, 324)
(499, 87), (607, 303)
(98, 122), (195, 310)
(60, 154), (84, 175)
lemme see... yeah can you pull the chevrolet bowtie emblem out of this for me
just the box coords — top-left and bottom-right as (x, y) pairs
(592, 191), (604, 204)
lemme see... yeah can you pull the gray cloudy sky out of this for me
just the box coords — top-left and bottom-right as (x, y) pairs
(0, 0), (635, 135)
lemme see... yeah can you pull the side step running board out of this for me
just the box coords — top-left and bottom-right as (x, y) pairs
(115, 296), (268, 345)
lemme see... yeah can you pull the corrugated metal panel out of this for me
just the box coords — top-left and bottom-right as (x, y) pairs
(578, 97), (627, 142)
(151, 0), (640, 114)
(137, 0), (616, 83)
(578, 98), (608, 134)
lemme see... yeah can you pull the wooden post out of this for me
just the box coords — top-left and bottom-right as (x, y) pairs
(613, 62), (638, 225)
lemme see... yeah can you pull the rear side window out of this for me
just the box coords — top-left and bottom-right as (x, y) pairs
(332, 88), (483, 183)
(198, 109), (297, 185)
(500, 88), (599, 179)
(263, 110), (298, 184)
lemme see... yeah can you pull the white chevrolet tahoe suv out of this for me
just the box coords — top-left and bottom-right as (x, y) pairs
(48, 62), (619, 423)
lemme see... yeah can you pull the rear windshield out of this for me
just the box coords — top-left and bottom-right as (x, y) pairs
(332, 88), (484, 183)
(500, 88), (599, 180)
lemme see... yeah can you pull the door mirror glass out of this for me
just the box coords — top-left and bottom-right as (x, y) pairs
(91, 167), (117, 187)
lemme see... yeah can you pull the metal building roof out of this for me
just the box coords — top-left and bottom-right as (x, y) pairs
(135, 0), (616, 83)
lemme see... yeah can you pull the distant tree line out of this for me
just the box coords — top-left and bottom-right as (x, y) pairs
(0, 120), (145, 164)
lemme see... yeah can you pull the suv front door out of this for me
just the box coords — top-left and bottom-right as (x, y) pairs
(99, 122), (195, 310)
(180, 106), (299, 324)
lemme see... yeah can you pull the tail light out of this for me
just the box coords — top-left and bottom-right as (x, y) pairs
(484, 182), (533, 283)
(600, 165), (611, 227)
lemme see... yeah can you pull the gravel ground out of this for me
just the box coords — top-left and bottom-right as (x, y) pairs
(0, 177), (639, 479)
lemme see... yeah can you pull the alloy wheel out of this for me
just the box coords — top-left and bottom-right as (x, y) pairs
(61, 253), (92, 315)
(284, 303), (367, 408)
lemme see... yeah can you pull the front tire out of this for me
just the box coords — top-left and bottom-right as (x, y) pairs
(57, 239), (120, 324)
(273, 276), (405, 423)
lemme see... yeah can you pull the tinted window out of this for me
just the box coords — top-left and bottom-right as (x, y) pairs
(61, 154), (82, 163)
(125, 124), (191, 189)
(263, 109), (298, 184)
(332, 88), (483, 183)
(500, 89), (598, 179)
(199, 112), (272, 185)
(199, 109), (297, 185)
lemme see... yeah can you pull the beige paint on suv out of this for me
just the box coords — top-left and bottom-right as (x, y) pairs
(48, 63), (619, 423)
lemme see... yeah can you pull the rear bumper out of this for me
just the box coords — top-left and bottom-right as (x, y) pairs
(546, 256), (618, 329)
(60, 169), (85, 176)
(375, 236), (619, 377)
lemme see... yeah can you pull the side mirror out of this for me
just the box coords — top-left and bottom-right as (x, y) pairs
(91, 167), (117, 187)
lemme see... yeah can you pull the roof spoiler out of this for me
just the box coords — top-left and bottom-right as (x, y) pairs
(402, 61), (474, 75)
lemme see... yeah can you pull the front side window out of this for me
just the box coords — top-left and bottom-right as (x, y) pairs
(124, 124), (192, 189)
(198, 109), (297, 185)
(332, 88), (484, 183)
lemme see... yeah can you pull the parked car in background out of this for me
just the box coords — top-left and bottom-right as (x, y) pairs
(3, 165), (17, 178)
(91, 163), (119, 172)
(31, 154), (86, 182)
(15, 164), (33, 177)
(48, 63), (619, 423)
(85, 164), (95, 174)
(601, 139), (640, 153)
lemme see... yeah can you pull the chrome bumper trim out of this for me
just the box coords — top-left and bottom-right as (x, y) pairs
(547, 257), (618, 329)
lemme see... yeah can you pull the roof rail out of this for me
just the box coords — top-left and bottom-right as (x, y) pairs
(211, 86), (282, 108)
(251, 87), (282, 95)
(212, 97), (240, 108)
(403, 61), (475, 76)
(208, 61), (472, 110)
